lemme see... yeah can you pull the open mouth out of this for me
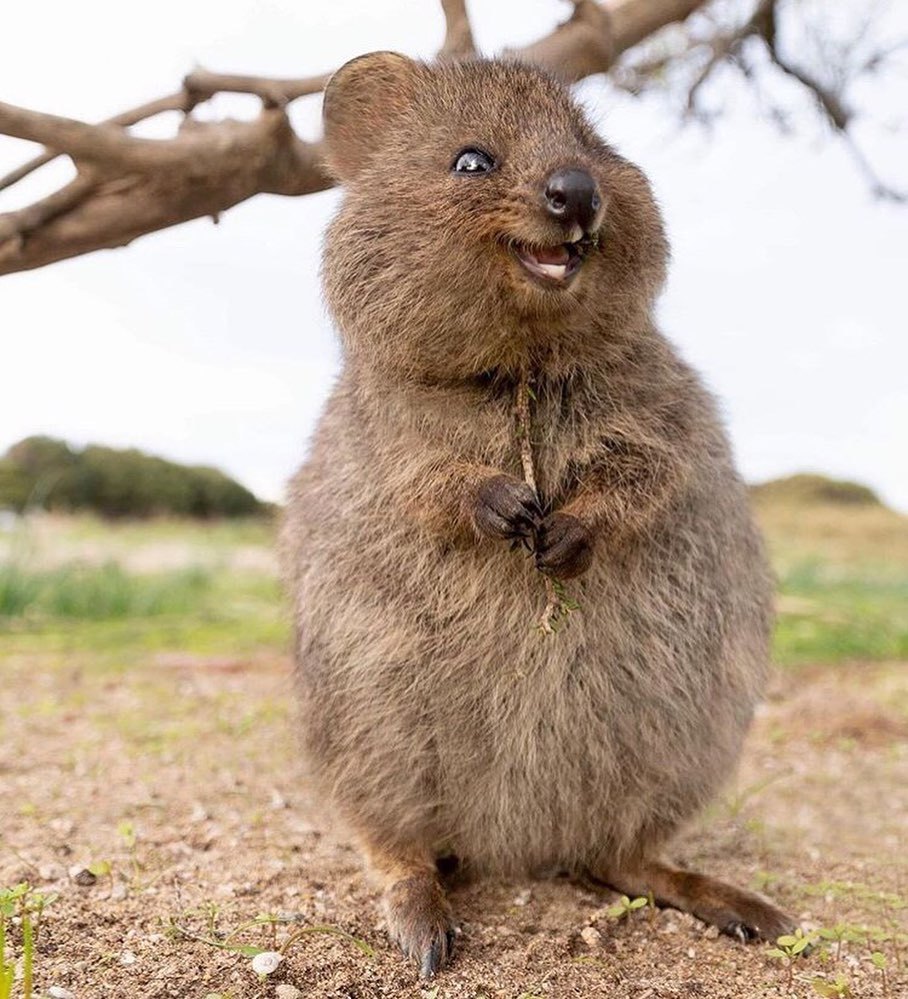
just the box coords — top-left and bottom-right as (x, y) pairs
(512, 236), (596, 287)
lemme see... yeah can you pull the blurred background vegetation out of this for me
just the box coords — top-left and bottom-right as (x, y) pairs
(0, 435), (266, 518)
(0, 449), (905, 669)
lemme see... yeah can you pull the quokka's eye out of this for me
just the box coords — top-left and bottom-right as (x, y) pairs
(452, 147), (496, 175)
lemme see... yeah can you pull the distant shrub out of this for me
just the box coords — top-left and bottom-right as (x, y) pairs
(752, 473), (882, 508)
(0, 436), (264, 519)
(0, 459), (33, 511)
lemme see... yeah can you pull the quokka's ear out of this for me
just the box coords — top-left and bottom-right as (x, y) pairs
(322, 51), (421, 183)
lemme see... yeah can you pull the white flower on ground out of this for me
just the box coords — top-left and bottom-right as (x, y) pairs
(251, 950), (283, 976)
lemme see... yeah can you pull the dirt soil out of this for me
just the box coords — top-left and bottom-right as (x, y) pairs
(1, 652), (905, 999)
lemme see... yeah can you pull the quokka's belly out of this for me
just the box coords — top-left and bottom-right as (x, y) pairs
(294, 503), (766, 870)
(429, 631), (749, 874)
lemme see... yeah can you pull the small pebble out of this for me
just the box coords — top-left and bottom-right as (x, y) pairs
(276, 986), (302, 999)
(250, 951), (282, 975)
(110, 882), (129, 902)
(512, 888), (532, 907)
(189, 802), (210, 823)
(48, 988), (76, 999)
(69, 867), (97, 887)
(119, 950), (137, 966)
(580, 926), (602, 948)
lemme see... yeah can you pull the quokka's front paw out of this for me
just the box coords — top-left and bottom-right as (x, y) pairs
(535, 512), (593, 578)
(472, 474), (542, 544)
(384, 874), (456, 978)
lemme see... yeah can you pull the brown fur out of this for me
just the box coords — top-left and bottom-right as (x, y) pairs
(281, 53), (793, 974)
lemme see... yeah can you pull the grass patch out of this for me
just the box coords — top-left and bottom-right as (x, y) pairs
(774, 561), (908, 666)
(757, 499), (908, 666)
(1, 499), (907, 667)
(0, 562), (211, 620)
(0, 549), (288, 659)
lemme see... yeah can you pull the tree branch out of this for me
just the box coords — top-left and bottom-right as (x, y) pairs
(439, 0), (477, 59)
(764, 40), (905, 202)
(0, 91), (192, 194)
(0, 110), (332, 275)
(183, 68), (331, 106)
(0, 101), (173, 169)
(1, 0), (902, 276)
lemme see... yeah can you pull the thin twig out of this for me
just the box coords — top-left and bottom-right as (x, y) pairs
(439, 0), (477, 59)
(515, 365), (575, 635)
(183, 68), (331, 107)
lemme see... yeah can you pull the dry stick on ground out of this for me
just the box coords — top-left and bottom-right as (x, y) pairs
(515, 367), (577, 635)
(0, 0), (903, 276)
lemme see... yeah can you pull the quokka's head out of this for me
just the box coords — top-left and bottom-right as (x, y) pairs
(321, 52), (668, 379)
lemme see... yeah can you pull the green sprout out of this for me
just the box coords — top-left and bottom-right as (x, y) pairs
(768, 928), (816, 989)
(870, 951), (891, 999)
(605, 895), (649, 921)
(811, 973), (851, 997)
(0, 883), (56, 999)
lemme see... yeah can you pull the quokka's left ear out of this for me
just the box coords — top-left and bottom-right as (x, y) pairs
(322, 51), (422, 184)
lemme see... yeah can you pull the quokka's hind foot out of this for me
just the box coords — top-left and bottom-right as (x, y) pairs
(384, 873), (456, 977)
(591, 857), (796, 942)
(362, 841), (456, 977)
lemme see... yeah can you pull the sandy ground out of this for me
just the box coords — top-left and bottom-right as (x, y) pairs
(1, 651), (905, 999)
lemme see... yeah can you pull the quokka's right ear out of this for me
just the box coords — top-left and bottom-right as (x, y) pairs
(322, 51), (421, 183)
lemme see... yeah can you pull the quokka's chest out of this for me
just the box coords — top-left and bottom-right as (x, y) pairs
(408, 380), (609, 497)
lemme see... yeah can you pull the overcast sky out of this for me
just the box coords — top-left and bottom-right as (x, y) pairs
(2, 1), (906, 509)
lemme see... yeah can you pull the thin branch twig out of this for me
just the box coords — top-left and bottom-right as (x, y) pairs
(439, 0), (477, 59)
(183, 68), (331, 106)
(515, 366), (575, 636)
(0, 0), (902, 276)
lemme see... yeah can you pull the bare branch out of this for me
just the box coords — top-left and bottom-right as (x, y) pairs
(505, 0), (711, 85)
(507, 0), (616, 82)
(0, 101), (176, 170)
(183, 68), (331, 107)
(0, 91), (193, 194)
(0, 0), (902, 276)
(0, 174), (96, 247)
(764, 44), (906, 202)
(438, 0), (477, 59)
(766, 45), (851, 132)
(0, 110), (332, 275)
(753, 0), (905, 201)
(608, 0), (709, 54)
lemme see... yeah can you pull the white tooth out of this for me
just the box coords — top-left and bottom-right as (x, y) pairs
(538, 263), (567, 280)
(569, 224), (583, 243)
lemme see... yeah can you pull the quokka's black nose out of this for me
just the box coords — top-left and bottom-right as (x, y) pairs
(544, 168), (601, 234)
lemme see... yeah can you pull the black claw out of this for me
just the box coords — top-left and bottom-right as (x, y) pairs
(420, 935), (446, 978)
(723, 921), (757, 943)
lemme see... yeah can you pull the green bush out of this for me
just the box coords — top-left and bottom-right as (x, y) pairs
(0, 459), (32, 511)
(0, 436), (264, 519)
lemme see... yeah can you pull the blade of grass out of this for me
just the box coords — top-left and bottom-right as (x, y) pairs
(0, 916), (11, 999)
(22, 914), (33, 999)
(170, 923), (264, 957)
(280, 925), (375, 958)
